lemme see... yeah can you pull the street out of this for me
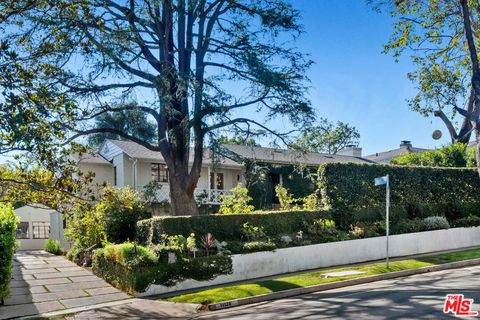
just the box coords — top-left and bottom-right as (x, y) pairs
(193, 265), (480, 320)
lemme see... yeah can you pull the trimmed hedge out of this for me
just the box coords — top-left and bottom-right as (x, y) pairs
(318, 163), (480, 227)
(136, 210), (331, 244)
(0, 204), (18, 303)
(92, 244), (232, 294)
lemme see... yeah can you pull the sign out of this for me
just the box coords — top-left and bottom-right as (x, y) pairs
(375, 174), (390, 268)
(374, 175), (388, 186)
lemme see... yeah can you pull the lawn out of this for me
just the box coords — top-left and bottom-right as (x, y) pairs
(165, 248), (480, 304)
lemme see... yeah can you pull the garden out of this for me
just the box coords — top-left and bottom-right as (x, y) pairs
(61, 163), (480, 295)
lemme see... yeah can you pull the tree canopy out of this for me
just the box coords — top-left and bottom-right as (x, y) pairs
(87, 103), (157, 147)
(391, 143), (476, 167)
(0, 0), (314, 215)
(291, 118), (360, 154)
(374, 0), (474, 144)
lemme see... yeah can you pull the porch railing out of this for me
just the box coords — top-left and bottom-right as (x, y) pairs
(137, 183), (232, 205)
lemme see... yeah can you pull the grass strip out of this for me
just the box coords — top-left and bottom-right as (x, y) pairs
(165, 248), (480, 304)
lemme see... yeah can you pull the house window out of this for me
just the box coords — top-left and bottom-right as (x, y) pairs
(113, 166), (117, 186)
(16, 222), (29, 239)
(32, 222), (50, 239)
(210, 172), (224, 190)
(152, 164), (168, 183)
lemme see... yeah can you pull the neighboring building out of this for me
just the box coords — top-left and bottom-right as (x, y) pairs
(78, 139), (373, 210)
(364, 140), (430, 164)
(14, 205), (69, 251)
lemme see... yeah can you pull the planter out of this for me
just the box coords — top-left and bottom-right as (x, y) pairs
(138, 226), (480, 297)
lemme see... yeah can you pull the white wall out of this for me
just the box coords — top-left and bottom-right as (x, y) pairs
(78, 163), (115, 186)
(138, 227), (480, 297)
(15, 206), (54, 250)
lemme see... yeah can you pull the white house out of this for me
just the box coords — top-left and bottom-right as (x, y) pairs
(92, 139), (245, 204)
(76, 139), (373, 208)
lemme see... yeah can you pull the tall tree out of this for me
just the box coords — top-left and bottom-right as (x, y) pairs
(376, 0), (480, 176)
(291, 118), (360, 154)
(0, 0), (314, 215)
(374, 0), (473, 144)
(87, 103), (157, 147)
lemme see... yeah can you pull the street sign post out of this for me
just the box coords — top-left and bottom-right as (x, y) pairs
(375, 174), (390, 268)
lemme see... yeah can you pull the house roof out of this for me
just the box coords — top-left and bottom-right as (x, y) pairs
(74, 153), (112, 165)
(364, 145), (429, 162)
(222, 144), (373, 166)
(106, 139), (240, 167)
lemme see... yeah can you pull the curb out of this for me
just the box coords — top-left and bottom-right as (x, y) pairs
(207, 258), (480, 311)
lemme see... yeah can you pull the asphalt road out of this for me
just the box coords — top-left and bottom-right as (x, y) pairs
(193, 265), (480, 320)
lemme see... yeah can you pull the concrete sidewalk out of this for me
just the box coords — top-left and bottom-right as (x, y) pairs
(0, 251), (131, 319)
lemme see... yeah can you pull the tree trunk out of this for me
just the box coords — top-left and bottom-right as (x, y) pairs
(168, 173), (199, 216)
(476, 124), (480, 177)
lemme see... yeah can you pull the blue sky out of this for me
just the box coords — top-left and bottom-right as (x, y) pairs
(287, 0), (452, 156)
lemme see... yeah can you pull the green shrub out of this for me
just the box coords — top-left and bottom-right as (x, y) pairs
(65, 186), (151, 248)
(241, 222), (266, 241)
(452, 215), (480, 228)
(0, 204), (18, 302)
(391, 143), (470, 167)
(66, 242), (85, 265)
(218, 183), (255, 214)
(242, 241), (276, 253)
(318, 163), (480, 228)
(136, 210), (331, 244)
(391, 218), (423, 235)
(422, 216), (450, 231)
(44, 239), (61, 255)
(100, 186), (152, 243)
(92, 243), (232, 294)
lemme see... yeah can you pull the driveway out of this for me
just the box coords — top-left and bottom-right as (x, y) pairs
(193, 265), (480, 319)
(0, 251), (131, 319)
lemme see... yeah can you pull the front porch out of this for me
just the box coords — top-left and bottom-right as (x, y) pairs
(136, 183), (233, 205)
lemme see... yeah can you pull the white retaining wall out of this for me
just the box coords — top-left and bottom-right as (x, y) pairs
(138, 227), (480, 297)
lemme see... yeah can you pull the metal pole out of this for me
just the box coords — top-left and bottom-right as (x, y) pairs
(386, 174), (390, 268)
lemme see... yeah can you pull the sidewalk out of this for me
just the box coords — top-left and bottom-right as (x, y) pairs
(0, 251), (131, 319)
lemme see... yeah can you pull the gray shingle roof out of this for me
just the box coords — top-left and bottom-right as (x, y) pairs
(364, 146), (429, 162)
(75, 153), (112, 165)
(222, 144), (373, 166)
(108, 140), (240, 167)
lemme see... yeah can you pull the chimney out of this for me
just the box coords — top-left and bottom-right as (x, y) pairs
(337, 145), (362, 157)
(400, 140), (412, 148)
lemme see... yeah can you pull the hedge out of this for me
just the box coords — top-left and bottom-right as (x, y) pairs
(0, 204), (18, 303)
(318, 163), (480, 227)
(136, 210), (331, 244)
(92, 244), (232, 294)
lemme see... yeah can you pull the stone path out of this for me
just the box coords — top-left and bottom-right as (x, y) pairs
(0, 251), (131, 319)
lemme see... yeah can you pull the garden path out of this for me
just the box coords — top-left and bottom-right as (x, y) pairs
(0, 250), (131, 319)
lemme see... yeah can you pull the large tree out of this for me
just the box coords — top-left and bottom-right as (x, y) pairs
(376, 0), (480, 176)
(375, 0), (474, 144)
(0, 0), (314, 215)
(291, 118), (360, 154)
(87, 103), (157, 147)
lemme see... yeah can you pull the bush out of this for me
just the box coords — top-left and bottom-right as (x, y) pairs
(391, 143), (470, 167)
(136, 210), (331, 245)
(0, 204), (18, 302)
(422, 216), (450, 231)
(218, 183), (255, 214)
(242, 241), (276, 253)
(391, 218), (423, 235)
(66, 186), (151, 248)
(452, 215), (480, 228)
(92, 243), (232, 294)
(317, 163), (480, 228)
(44, 239), (61, 255)
(100, 186), (152, 243)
